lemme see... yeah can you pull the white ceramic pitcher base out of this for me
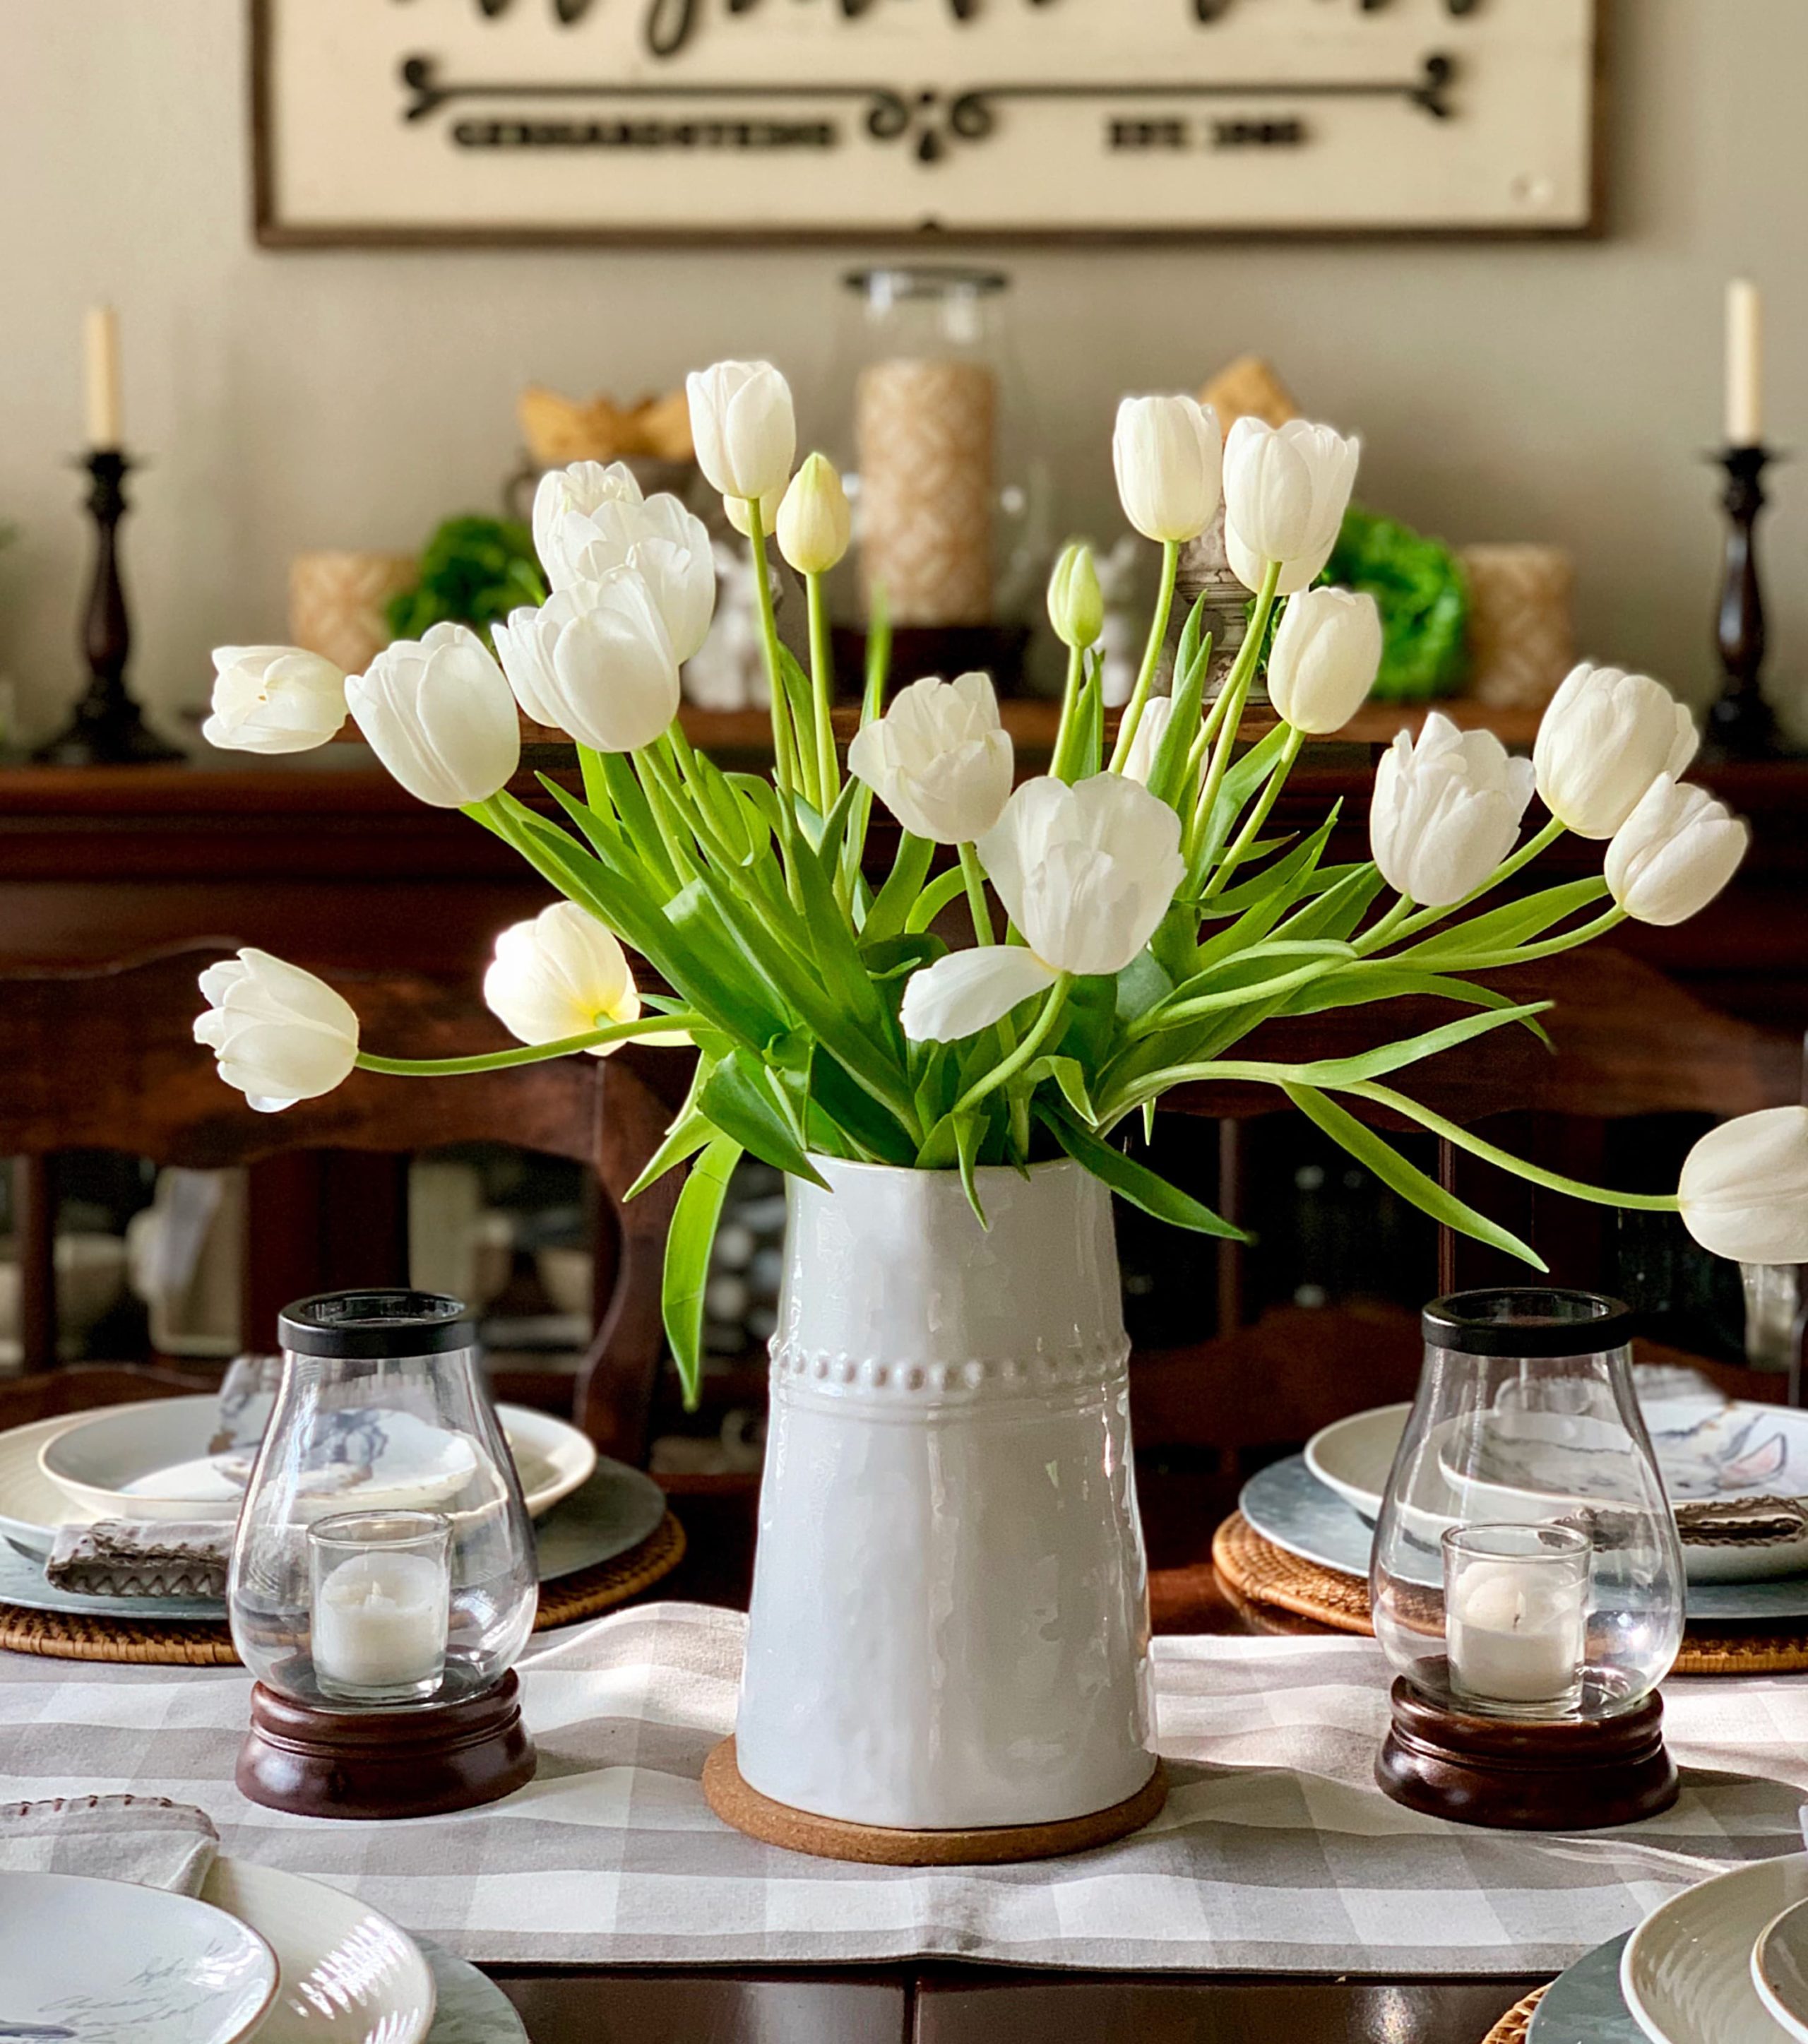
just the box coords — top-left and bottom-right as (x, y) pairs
(734, 1158), (1156, 1832)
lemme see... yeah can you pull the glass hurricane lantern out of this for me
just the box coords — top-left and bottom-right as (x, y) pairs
(228, 1290), (538, 1819)
(1371, 1290), (1685, 1829)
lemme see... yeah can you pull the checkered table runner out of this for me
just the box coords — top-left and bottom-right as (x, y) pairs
(0, 1602), (1803, 1972)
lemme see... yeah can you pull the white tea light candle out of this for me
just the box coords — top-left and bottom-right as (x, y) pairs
(308, 1509), (451, 1704)
(83, 305), (121, 451)
(1726, 278), (1764, 447)
(1443, 1524), (1589, 1712)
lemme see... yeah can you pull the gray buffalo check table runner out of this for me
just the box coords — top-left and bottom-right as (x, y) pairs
(1, 1601), (1805, 1973)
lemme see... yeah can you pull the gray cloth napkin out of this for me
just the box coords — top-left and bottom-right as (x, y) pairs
(45, 1521), (232, 1599)
(0, 1793), (220, 1896)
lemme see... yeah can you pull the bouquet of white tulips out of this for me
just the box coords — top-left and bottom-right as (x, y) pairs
(198, 362), (1808, 1401)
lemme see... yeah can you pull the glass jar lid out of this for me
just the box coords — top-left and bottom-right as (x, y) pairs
(279, 1289), (476, 1359)
(1422, 1288), (1639, 1359)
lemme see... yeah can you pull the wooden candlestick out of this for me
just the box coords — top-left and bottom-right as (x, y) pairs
(1706, 444), (1780, 759)
(236, 1668), (536, 1820)
(32, 450), (183, 766)
(1376, 1676), (1678, 1830)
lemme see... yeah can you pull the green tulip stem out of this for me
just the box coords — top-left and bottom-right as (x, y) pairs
(1436, 905), (1629, 971)
(1200, 723), (1305, 903)
(953, 973), (1074, 1121)
(805, 572), (840, 811)
(744, 497), (800, 800)
(357, 1011), (703, 1077)
(1354, 893), (1415, 956)
(1110, 540), (1180, 772)
(1049, 645), (1087, 779)
(958, 843), (995, 948)
(1186, 560), (1282, 867)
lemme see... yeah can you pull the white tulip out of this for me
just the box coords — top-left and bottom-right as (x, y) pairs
(1223, 417), (1360, 595)
(901, 774), (1185, 1042)
(347, 623), (521, 807)
(1678, 1106), (1808, 1265)
(1122, 694), (1178, 786)
(1047, 542), (1105, 652)
(193, 949), (359, 1114)
(1533, 662), (1699, 839)
(533, 468), (716, 664)
(1605, 776), (1750, 927)
(686, 360), (797, 504)
(777, 454), (852, 576)
(1267, 587), (1382, 735)
(531, 461), (643, 587)
(484, 903), (641, 1054)
(847, 672), (1013, 845)
(494, 568), (681, 755)
(1369, 712), (1535, 908)
(1113, 396), (1223, 545)
(203, 646), (346, 754)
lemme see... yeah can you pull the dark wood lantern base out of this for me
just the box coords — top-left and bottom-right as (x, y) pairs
(236, 1669), (536, 1819)
(1376, 1677), (1678, 1831)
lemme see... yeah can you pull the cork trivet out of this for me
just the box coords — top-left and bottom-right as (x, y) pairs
(703, 1739), (1168, 1865)
(856, 357), (995, 627)
(0, 1509), (686, 1667)
(1213, 1512), (1808, 1676)
(1480, 1985), (1548, 2044)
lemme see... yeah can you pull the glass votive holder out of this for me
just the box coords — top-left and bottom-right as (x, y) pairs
(307, 1509), (451, 1707)
(1442, 1523), (1590, 1719)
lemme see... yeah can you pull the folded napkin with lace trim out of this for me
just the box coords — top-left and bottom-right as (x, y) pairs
(0, 1794), (219, 1895)
(44, 1520), (232, 1599)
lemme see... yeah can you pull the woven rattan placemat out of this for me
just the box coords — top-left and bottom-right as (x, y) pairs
(0, 1508), (686, 1667)
(1213, 1511), (1808, 1676)
(1480, 1985), (1548, 2044)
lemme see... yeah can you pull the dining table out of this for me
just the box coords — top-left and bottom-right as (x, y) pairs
(6, 1462), (1808, 2044)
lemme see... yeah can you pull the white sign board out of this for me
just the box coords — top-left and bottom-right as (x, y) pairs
(253, 0), (1602, 244)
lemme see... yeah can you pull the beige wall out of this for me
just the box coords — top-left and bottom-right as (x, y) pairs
(1, 0), (1804, 744)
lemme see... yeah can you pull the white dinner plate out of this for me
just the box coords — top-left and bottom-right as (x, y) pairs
(1754, 1896), (1808, 2043)
(1, 1398), (595, 1555)
(1623, 1854), (1808, 2044)
(201, 1858), (436, 2044)
(1306, 1396), (1808, 1584)
(0, 1867), (278, 2044)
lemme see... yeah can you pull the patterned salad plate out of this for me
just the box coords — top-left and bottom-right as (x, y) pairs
(1622, 1854), (1808, 2044)
(0, 1868), (278, 2044)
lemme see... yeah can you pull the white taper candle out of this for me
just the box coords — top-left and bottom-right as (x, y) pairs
(1726, 279), (1763, 447)
(84, 305), (122, 450)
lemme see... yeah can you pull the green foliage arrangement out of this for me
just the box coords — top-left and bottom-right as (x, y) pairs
(385, 516), (547, 649)
(1326, 505), (1469, 703)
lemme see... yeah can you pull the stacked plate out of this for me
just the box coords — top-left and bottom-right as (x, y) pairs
(0, 1395), (668, 1625)
(0, 1856), (525, 2042)
(1525, 1857), (1808, 2043)
(1240, 1388), (1808, 1623)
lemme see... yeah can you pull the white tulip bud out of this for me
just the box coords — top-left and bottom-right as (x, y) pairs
(903, 773), (1186, 1041)
(1369, 712), (1535, 908)
(533, 470), (715, 664)
(847, 671), (1013, 845)
(347, 623), (520, 807)
(1533, 662), (1700, 840)
(686, 360), (797, 504)
(1605, 776), (1749, 927)
(1223, 417), (1360, 596)
(203, 646), (347, 755)
(1679, 1106), (1808, 1264)
(484, 903), (641, 1054)
(194, 949), (359, 1113)
(492, 567), (680, 756)
(1112, 396), (1223, 545)
(1047, 542), (1105, 651)
(1266, 587), (1382, 735)
(777, 454), (852, 576)
(1122, 694), (1177, 786)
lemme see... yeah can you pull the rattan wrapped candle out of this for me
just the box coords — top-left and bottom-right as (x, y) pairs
(856, 356), (996, 628)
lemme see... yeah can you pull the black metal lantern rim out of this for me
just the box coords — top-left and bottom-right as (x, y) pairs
(280, 1288), (477, 1358)
(1422, 1288), (1638, 1359)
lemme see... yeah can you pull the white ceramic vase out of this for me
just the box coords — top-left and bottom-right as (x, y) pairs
(734, 1156), (1156, 1830)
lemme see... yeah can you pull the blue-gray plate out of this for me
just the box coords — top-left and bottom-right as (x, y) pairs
(1526, 1931), (1638, 2043)
(1239, 1453), (1808, 1623)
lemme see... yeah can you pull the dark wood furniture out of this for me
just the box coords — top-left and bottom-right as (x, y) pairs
(0, 946), (684, 1463)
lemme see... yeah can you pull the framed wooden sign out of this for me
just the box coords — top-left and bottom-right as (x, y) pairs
(251, 0), (1603, 246)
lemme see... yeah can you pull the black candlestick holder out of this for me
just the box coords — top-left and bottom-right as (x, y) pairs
(1706, 443), (1780, 758)
(32, 450), (183, 766)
